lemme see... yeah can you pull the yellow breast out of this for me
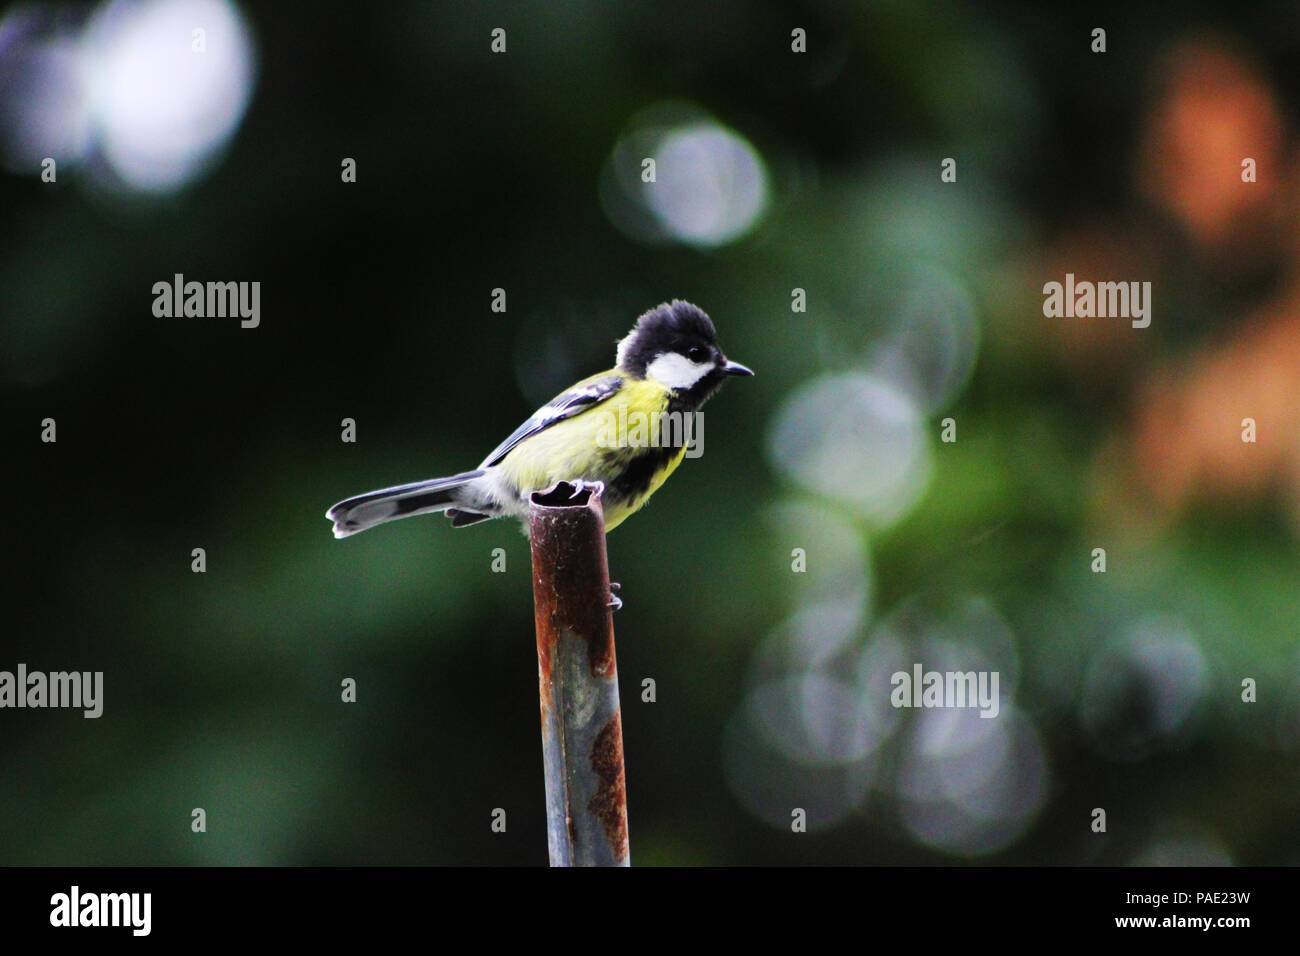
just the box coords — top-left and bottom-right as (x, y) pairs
(499, 376), (688, 531)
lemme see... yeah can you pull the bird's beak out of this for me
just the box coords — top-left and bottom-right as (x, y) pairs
(722, 359), (754, 377)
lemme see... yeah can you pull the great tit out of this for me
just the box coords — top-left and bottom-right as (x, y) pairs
(326, 300), (753, 538)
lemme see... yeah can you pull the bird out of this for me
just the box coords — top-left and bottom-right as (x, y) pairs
(325, 299), (753, 540)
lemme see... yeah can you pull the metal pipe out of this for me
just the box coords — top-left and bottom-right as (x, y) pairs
(529, 481), (630, 867)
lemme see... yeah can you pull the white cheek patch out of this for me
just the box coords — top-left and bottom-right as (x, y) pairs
(645, 352), (713, 390)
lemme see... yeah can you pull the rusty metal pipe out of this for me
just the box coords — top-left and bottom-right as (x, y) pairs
(529, 481), (630, 867)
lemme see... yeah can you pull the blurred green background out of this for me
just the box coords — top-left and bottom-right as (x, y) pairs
(3, 0), (1299, 865)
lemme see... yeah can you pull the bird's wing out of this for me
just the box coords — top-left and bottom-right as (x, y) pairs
(478, 372), (625, 468)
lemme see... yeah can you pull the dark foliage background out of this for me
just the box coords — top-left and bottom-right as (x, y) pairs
(3, 0), (1300, 864)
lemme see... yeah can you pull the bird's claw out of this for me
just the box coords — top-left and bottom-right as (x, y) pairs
(567, 479), (605, 500)
(608, 580), (622, 611)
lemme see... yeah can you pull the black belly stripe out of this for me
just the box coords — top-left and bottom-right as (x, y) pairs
(607, 445), (678, 505)
(597, 387), (701, 508)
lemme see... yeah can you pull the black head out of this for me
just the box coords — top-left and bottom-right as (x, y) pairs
(615, 300), (753, 402)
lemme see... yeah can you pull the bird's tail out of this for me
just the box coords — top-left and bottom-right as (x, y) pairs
(326, 470), (486, 538)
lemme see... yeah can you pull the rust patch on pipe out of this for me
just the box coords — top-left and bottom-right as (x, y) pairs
(588, 713), (629, 861)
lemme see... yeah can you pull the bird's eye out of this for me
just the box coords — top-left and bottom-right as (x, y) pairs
(687, 346), (706, 362)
